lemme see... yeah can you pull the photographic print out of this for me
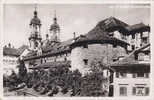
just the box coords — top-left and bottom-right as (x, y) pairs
(3, 4), (151, 97)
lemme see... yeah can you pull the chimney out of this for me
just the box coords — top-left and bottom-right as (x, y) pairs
(46, 34), (49, 40)
(8, 43), (11, 48)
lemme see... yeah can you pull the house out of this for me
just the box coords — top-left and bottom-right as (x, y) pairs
(111, 43), (150, 96)
(126, 23), (150, 52)
(3, 43), (20, 76)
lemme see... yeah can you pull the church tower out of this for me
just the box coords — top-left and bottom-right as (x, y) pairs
(29, 5), (42, 51)
(49, 11), (60, 42)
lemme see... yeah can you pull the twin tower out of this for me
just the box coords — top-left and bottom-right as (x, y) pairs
(29, 8), (60, 51)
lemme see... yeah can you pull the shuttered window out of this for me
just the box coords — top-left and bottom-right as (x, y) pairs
(145, 87), (149, 96)
(132, 73), (136, 78)
(116, 72), (119, 78)
(132, 87), (149, 96)
(120, 87), (127, 96)
(145, 73), (149, 78)
(132, 87), (136, 95)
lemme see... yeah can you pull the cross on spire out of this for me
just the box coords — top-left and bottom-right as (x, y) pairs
(34, 3), (37, 11)
(54, 10), (57, 23)
(54, 10), (56, 18)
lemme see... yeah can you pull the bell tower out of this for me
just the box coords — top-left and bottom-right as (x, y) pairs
(49, 10), (60, 42)
(29, 5), (42, 51)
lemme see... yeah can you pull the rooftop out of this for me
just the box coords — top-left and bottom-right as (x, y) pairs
(111, 43), (150, 72)
(24, 17), (150, 61)
(29, 61), (71, 69)
(3, 47), (20, 57)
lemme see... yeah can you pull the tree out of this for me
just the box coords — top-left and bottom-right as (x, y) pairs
(17, 59), (27, 83)
(80, 58), (109, 96)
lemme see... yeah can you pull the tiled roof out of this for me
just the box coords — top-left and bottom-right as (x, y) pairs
(135, 43), (150, 53)
(71, 17), (129, 46)
(18, 45), (29, 55)
(98, 16), (129, 31)
(3, 47), (20, 57)
(111, 43), (150, 66)
(23, 39), (73, 61)
(24, 17), (149, 61)
(125, 23), (150, 33)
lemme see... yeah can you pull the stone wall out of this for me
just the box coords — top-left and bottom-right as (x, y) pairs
(70, 43), (127, 75)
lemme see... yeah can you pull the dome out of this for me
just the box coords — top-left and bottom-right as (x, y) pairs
(30, 11), (41, 26)
(50, 23), (60, 31)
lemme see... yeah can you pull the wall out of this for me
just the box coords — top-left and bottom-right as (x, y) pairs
(3, 56), (18, 76)
(127, 31), (150, 51)
(113, 72), (150, 97)
(70, 43), (127, 75)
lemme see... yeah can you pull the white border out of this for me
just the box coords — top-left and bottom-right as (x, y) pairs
(1, 0), (153, 100)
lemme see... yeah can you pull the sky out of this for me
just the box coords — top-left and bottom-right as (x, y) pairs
(3, 4), (150, 48)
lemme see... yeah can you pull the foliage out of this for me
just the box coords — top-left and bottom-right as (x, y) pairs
(17, 59), (27, 82)
(80, 72), (108, 96)
(5, 58), (110, 97)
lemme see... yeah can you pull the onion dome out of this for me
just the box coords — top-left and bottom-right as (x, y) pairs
(30, 10), (41, 26)
(49, 12), (60, 31)
(50, 23), (60, 31)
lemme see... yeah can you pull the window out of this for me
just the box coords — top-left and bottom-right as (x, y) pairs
(145, 73), (149, 78)
(109, 32), (114, 37)
(137, 73), (144, 77)
(132, 73), (136, 78)
(133, 87), (149, 96)
(145, 52), (149, 55)
(142, 37), (148, 44)
(132, 45), (135, 50)
(121, 34), (126, 40)
(64, 57), (67, 61)
(116, 72), (127, 78)
(132, 34), (135, 39)
(120, 72), (127, 77)
(83, 59), (88, 65)
(83, 44), (88, 48)
(116, 72), (119, 78)
(132, 73), (149, 78)
(120, 87), (127, 96)
(113, 44), (117, 48)
(35, 42), (38, 47)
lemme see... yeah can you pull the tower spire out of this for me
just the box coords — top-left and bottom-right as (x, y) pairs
(49, 10), (60, 42)
(29, 4), (42, 51)
(54, 10), (57, 24)
(34, 4), (38, 17)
